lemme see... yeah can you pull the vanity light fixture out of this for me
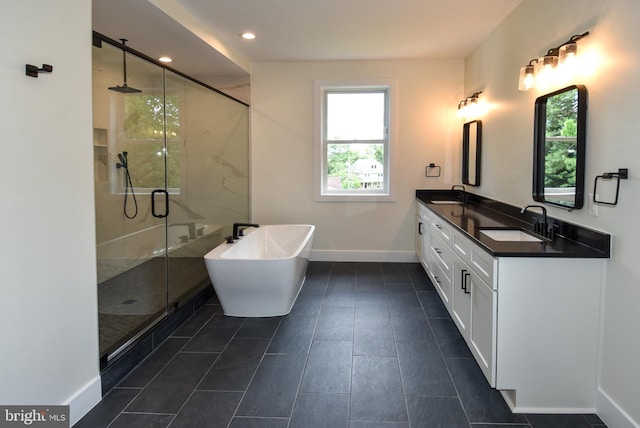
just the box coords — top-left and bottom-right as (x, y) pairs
(518, 31), (589, 91)
(457, 91), (483, 119)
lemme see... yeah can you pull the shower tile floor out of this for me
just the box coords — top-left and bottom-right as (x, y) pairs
(80, 262), (608, 428)
(98, 257), (210, 357)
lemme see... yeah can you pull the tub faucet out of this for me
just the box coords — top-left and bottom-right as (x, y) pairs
(233, 223), (260, 240)
(520, 205), (547, 237)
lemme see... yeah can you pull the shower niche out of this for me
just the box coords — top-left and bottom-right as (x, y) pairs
(92, 34), (250, 364)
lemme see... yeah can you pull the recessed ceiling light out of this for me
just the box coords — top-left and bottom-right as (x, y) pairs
(240, 32), (256, 40)
(158, 56), (173, 63)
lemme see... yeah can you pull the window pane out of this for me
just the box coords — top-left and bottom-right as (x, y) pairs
(123, 142), (181, 189)
(326, 92), (385, 141)
(327, 143), (384, 190)
(121, 94), (181, 191)
(124, 95), (180, 140)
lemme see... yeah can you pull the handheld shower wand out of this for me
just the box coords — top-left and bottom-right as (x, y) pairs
(116, 152), (138, 219)
(117, 153), (127, 169)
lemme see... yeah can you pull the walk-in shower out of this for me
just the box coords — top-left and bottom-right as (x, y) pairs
(92, 33), (250, 363)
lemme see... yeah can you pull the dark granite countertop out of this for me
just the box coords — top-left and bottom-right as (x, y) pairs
(416, 189), (610, 258)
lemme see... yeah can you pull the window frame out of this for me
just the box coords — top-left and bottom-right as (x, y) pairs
(314, 79), (397, 202)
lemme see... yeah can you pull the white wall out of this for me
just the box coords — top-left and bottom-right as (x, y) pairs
(0, 1), (101, 425)
(464, 0), (640, 426)
(251, 60), (463, 260)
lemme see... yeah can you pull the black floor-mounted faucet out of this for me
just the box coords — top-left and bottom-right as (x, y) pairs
(232, 222), (260, 240)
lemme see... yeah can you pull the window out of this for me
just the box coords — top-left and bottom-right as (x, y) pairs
(314, 80), (396, 201)
(113, 94), (181, 194)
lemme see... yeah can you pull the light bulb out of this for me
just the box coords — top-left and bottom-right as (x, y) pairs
(518, 64), (536, 91)
(535, 55), (558, 90)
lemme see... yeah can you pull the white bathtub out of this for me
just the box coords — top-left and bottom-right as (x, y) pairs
(204, 224), (315, 317)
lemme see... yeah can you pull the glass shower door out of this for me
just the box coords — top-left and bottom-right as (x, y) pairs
(163, 70), (250, 309)
(93, 41), (170, 361)
(93, 35), (250, 363)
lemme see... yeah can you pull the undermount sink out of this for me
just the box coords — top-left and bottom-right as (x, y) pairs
(430, 200), (461, 205)
(479, 228), (543, 242)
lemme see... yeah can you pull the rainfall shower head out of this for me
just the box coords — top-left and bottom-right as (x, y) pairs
(108, 83), (142, 94)
(108, 39), (141, 94)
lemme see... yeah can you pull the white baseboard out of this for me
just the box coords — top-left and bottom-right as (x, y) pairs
(311, 250), (418, 263)
(66, 375), (102, 426)
(597, 387), (639, 428)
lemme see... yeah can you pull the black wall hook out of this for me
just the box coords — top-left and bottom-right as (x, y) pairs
(26, 64), (53, 78)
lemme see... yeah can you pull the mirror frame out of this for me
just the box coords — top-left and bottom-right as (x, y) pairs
(462, 120), (482, 186)
(533, 84), (587, 210)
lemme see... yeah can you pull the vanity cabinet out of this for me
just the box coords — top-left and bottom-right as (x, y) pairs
(415, 200), (604, 413)
(451, 230), (497, 386)
(415, 202), (431, 271)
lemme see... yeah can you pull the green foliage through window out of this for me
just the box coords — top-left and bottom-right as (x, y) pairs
(544, 90), (577, 189)
(122, 95), (181, 190)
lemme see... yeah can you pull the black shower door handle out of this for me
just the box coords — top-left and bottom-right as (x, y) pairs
(151, 189), (169, 218)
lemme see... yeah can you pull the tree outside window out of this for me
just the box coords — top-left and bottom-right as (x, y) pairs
(121, 95), (181, 191)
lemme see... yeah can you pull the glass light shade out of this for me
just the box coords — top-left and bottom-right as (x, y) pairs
(535, 55), (558, 73)
(518, 64), (536, 91)
(559, 43), (580, 65)
(534, 55), (558, 90)
(457, 100), (467, 117)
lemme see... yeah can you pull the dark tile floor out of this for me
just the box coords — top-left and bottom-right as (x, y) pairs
(78, 262), (607, 428)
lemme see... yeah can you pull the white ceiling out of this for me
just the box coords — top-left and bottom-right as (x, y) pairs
(93, 0), (522, 82)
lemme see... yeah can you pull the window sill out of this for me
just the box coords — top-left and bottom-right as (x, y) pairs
(315, 193), (395, 202)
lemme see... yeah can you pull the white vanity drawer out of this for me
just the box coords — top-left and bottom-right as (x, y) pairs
(452, 231), (472, 264)
(430, 258), (451, 305)
(430, 216), (452, 242)
(430, 233), (451, 280)
(417, 202), (429, 221)
(470, 247), (495, 288)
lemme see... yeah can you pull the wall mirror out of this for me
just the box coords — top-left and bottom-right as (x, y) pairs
(533, 85), (586, 210)
(462, 120), (482, 186)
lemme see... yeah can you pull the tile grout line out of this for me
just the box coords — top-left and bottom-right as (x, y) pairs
(416, 269), (476, 428)
(285, 262), (333, 428)
(166, 311), (247, 427)
(106, 309), (215, 426)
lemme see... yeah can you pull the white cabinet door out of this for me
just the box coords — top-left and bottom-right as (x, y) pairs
(416, 203), (431, 270)
(470, 273), (497, 387)
(416, 214), (424, 264)
(451, 256), (471, 338)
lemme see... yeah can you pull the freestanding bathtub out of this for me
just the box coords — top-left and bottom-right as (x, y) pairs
(204, 224), (315, 317)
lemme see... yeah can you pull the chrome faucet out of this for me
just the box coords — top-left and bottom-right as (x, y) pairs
(520, 205), (547, 237)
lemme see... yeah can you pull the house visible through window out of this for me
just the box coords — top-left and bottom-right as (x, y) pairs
(315, 80), (396, 201)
